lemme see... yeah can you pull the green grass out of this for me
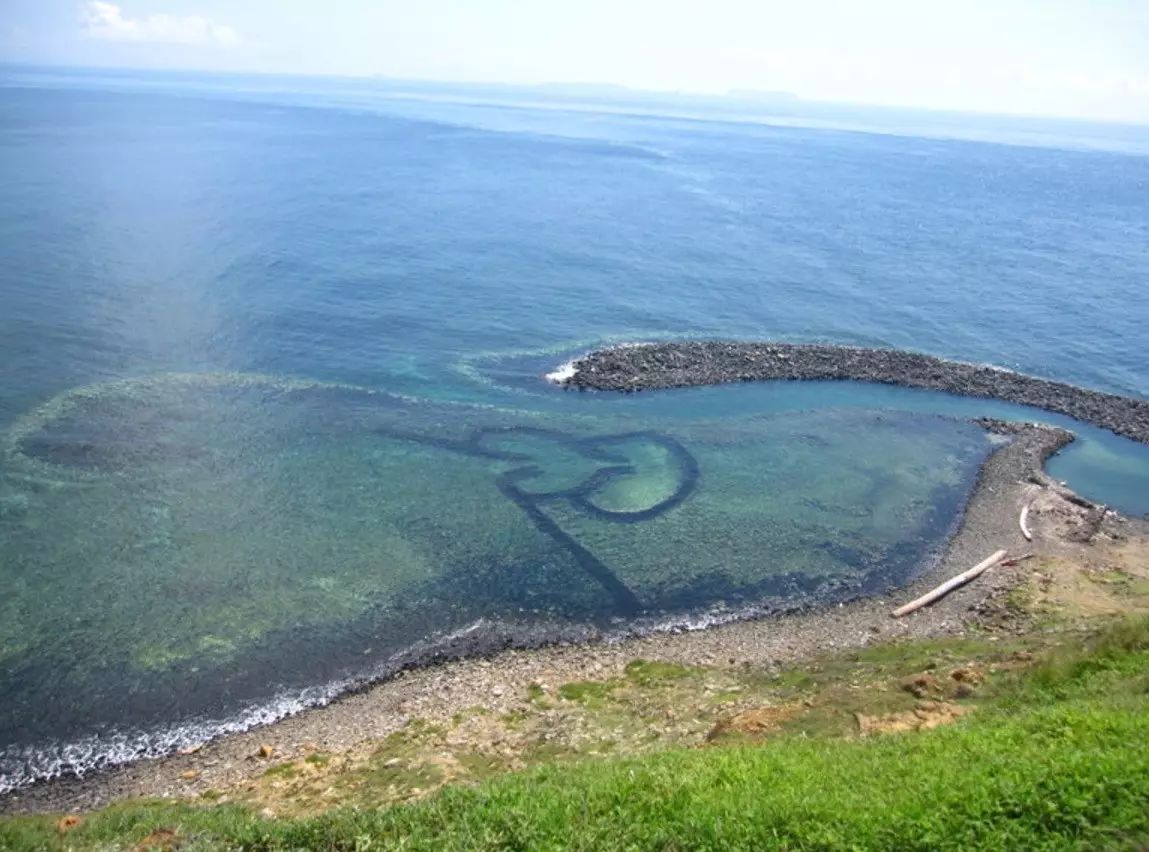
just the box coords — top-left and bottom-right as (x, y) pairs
(5, 617), (1148, 851)
(260, 763), (298, 779)
(556, 680), (614, 705)
(623, 659), (696, 686)
(993, 617), (1149, 704)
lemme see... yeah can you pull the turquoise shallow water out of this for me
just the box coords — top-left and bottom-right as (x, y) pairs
(1, 67), (1147, 790)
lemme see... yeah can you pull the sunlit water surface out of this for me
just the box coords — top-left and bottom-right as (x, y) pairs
(1, 68), (1147, 790)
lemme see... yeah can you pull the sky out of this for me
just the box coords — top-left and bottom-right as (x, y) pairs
(2, 0), (1148, 123)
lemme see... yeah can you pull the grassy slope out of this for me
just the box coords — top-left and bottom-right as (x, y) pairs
(4, 617), (1148, 851)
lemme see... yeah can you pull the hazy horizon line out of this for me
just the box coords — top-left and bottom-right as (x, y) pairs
(4, 59), (1148, 130)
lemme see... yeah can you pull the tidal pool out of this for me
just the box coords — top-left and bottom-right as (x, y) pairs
(0, 373), (991, 789)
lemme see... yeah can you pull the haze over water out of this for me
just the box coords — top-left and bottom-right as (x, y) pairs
(1, 66), (1148, 791)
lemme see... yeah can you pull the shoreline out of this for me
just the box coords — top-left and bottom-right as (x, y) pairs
(2, 416), (1116, 815)
(559, 341), (1149, 446)
(0, 408), (983, 797)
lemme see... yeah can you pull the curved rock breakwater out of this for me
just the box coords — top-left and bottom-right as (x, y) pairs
(561, 342), (1149, 446)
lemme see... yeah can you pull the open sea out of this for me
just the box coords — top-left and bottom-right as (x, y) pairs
(1, 66), (1148, 791)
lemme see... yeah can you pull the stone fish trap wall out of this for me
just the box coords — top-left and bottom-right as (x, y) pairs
(373, 425), (700, 616)
(563, 342), (1149, 447)
(0, 372), (996, 793)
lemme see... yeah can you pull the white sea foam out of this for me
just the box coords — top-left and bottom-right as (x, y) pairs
(0, 619), (495, 795)
(544, 341), (661, 385)
(0, 582), (897, 795)
(544, 360), (579, 384)
(0, 678), (357, 795)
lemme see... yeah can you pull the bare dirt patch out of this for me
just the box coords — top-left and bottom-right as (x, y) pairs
(856, 701), (972, 736)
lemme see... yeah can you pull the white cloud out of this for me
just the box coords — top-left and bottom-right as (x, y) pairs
(82, 2), (240, 47)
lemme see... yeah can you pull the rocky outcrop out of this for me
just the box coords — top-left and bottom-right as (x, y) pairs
(562, 342), (1149, 446)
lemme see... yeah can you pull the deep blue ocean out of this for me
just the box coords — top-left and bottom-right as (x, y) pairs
(1, 66), (1147, 791)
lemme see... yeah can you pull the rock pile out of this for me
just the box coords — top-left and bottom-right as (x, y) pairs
(563, 342), (1149, 446)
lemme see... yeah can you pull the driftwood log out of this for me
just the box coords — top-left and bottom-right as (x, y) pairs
(1019, 504), (1033, 541)
(892, 550), (1009, 618)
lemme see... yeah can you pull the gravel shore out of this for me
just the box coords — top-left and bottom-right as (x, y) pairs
(6, 416), (1126, 815)
(563, 342), (1149, 446)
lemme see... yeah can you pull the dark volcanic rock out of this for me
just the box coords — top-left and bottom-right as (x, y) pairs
(564, 342), (1149, 446)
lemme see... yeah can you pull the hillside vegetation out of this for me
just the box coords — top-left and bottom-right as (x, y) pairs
(4, 614), (1148, 851)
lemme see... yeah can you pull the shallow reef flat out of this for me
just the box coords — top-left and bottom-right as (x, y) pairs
(7, 413), (1145, 817)
(542, 409), (988, 610)
(0, 372), (987, 792)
